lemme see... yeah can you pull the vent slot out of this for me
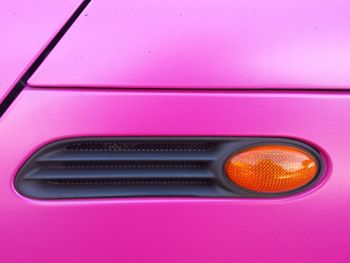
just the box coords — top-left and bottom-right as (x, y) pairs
(65, 141), (214, 152)
(15, 137), (321, 199)
(46, 177), (213, 185)
(41, 160), (205, 169)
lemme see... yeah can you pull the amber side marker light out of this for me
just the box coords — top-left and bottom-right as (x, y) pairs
(225, 145), (318, 193)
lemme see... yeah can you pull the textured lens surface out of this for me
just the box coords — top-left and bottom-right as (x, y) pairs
(225, 145), (318, 193)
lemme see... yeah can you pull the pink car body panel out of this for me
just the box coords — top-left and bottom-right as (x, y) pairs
(0, 0), (82, 104)
(1, 0), (349, 262)
(1, 88), (350, 263)
(29, 0), (350, 89)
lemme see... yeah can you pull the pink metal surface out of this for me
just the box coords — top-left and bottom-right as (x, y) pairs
(29, 0), (350, 89)
(0, 0), (82, 104)
(1, 88), (349, 262)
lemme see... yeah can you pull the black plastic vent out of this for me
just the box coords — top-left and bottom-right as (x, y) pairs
(15, 137), (322, 199)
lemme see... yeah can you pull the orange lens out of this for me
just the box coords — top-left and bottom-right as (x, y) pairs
(225, 145), (318, 193)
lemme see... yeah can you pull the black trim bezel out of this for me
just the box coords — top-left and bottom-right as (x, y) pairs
(15, 137), (324, 199)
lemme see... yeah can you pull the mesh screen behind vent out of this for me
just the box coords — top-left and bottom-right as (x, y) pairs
(65, 141), (214, 152)
(47, 178), (213, 185)
(15, 137), (321, 199)
(42, 161), (205, 169)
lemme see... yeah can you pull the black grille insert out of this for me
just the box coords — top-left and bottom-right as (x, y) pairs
(65, 141), (214, 152)
(15, 137), (322, 199)
(41, 160), (205, 169)
(47, 178), (213, 185)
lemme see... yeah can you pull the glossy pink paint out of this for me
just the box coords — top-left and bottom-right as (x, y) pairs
(29, 0), (350, 89)
(1, 88), (349, 263)
(0, 0), (82, 104)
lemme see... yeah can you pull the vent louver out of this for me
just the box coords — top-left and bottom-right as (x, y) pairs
(15, 137), (321, 199)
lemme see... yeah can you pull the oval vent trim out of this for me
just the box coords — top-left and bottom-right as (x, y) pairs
(15, 137), (323, 199)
